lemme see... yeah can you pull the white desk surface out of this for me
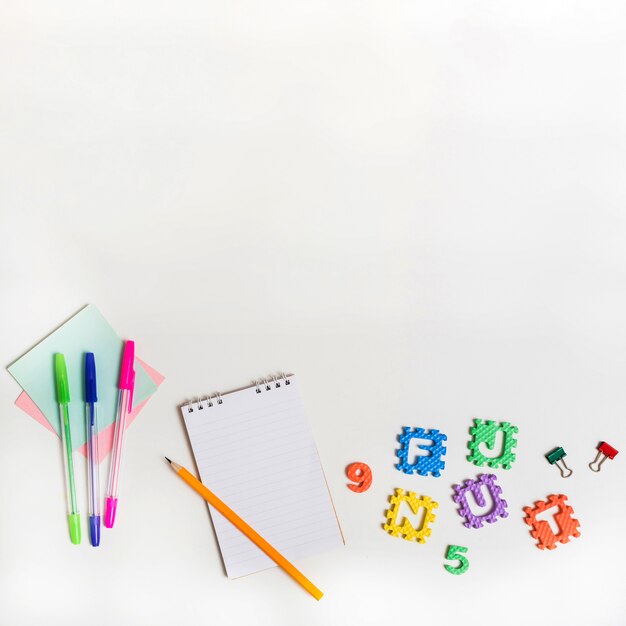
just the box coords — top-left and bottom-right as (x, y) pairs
(1, 2), (625, 625)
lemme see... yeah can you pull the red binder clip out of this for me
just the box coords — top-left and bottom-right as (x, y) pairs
(589, 442), (618, 473)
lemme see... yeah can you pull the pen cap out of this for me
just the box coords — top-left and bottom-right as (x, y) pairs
(119, 340), (135, 390)
(54, 353), (70, 403)
(68, 513), (81, 545)
(85, 352), (98, 403)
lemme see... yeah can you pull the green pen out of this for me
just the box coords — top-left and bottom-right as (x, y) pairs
(55, 354), (81, 544)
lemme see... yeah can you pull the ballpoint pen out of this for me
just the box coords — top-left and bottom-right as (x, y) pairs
(104, 340), (135, 528)
(85, 353), (101, 546)
(55, 353), (81, 544)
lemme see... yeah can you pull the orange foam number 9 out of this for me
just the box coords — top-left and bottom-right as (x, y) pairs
(346, 462), (372, 493)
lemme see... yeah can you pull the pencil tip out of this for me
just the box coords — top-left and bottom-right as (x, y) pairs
(164, 456), (171, 464)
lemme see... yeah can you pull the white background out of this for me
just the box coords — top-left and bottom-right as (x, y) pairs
(1, 2), (625, 625)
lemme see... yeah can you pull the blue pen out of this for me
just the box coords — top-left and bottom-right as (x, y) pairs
(85, 353), (101, 546)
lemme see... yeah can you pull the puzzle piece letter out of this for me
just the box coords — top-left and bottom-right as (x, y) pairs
(523, 494), (581, 550)
(383, 488), (438, 543)
(452, 474), (508, 529)
(396, 427), (447, 477)
(467, 419), (519, 470)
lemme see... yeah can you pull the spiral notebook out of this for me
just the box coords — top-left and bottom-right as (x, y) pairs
(181, 374), (344, 579)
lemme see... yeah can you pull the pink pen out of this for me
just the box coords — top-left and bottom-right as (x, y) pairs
(104, 340), (135, 528)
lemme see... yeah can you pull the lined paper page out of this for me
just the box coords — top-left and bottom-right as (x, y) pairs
(182, 375), (344, 578)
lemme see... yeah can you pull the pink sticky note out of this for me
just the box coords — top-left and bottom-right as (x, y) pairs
(15, 357), (164, 464)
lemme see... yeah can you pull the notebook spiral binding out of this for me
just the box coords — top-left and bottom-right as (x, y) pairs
(183, 372), (291, 414)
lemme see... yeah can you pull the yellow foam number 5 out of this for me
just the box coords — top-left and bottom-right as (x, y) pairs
(444, 544), (469, 575)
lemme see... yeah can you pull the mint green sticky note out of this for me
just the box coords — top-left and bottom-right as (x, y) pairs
(8, 305), (158, 451)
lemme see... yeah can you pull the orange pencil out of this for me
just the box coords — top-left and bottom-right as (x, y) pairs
(165, 457), (324, 600)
